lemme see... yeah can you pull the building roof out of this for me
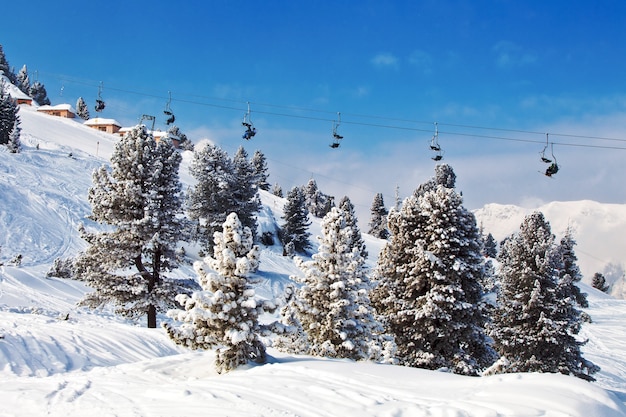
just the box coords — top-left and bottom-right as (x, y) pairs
(84, 117), (122, 127)
(38, 104), (77, 113)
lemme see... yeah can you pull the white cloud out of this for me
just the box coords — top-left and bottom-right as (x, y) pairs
(492, 41), (537, 68)
(408, 50), (433, 74)
(371, 53), (399, 69)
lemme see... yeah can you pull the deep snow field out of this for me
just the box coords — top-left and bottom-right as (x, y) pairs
(1, 104), (626, 416)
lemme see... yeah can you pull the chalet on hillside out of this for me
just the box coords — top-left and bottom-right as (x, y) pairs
(84, 117), (122, 134)
(37, 104), (76, 118)
(8, 89), (32, 106)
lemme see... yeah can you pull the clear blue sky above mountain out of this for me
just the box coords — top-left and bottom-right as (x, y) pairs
(3, 0), (626, 219)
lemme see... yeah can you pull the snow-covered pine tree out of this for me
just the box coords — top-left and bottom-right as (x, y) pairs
(75, 125), (190, 328)
(280, 186), (311, 254)
(251, 149), (270, 191)
(7, 113), (21, 153)
(0, 44), (16, 83)
(16, 65), (30, 95)
(368, 192), (389, 239)
(302, 178), (334, 218)
(0, 79), (19, 147)
(284, 207), (386, 361)
(482, 233), (498, 258)
(28, 80), (50, 105)
(271, 183), (283, 198)
(488, 212), (598, 380)
(75, 97), (90, 120)
(592, 272), (609, 293)
(232, 146), (261, 240)
(165, 213), (276, 373)
(187, 144), (236, 253)
(167, 125), (194, 151)
(372, 166), (495, 375)
(338, 196), (367, 260)
(557, 227), (588, 308)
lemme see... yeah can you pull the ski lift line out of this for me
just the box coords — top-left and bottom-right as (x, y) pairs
(40, 71), (626, 146)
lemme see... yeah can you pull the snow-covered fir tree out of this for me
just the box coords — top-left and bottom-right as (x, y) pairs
(271, 183), (283, 198)
(282, 207), (390, 361)
(186, 144), (236, 253)
(75, 125), (190, 328)
(372, 166), (495, 375)
(75, 97), (90, 120)
(488, 212), (598, 381)
(592, 272), (609, 293)
(557, 227), (588, 308)
(302, 178), (334, 218)
(338, 196), (367, 260)
(166, 125), (194, 151)
(0, 79), (19, 148)
(0, 44), (16, 83)
(231, 146), (261, 240)
(482, 232), (498, 258)
(165, 213), (280, 373)
(251, 149), (270, 191)
(368, 192), (389, 239)
(28, 80), (50, 105)
(7, 113), (21, 153)
(16, 65), (30, 95)
(280, 186), (311, 254)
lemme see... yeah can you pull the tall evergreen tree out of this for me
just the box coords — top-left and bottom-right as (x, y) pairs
(7, 112), (21, 153)
(368, 192), (389, 239)
(284, 207), (386, 360)
(186, 144), (236, 253)
(372, 167), (494, 375)
(76, 97), (90, 120)
(338, 196), (367, 260)
(29, 80), (50, 105)
(281, 186), (311, 254)
(488, 212), (598, 380)
(483, 233), (498, 258)
(232, 146), (261, 239)
(302, 178), (334, 218)
(251, 149), (270, 191)
(0, 79), (19, 147)
(75, 125), (189, 328)
(557, 227), (588, 308)
(165, 213), (275, 373)
(0, 44), (16, 83)
(16, 65), (30, 95)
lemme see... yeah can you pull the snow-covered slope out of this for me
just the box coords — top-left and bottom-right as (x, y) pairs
(1, 102), (626, 416)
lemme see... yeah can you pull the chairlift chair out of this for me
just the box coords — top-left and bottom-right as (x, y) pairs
(95, 82), (105, 112)
(164, 92), (175, 125)
(430, 122), (443, 160)
(540, 133), (552, 163)
(544, 143), (559, 177)
(242, 102), (257, 140)
(330, 112), (343, 148)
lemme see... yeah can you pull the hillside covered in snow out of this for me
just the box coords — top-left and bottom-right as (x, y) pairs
(1, 102), (626, 416)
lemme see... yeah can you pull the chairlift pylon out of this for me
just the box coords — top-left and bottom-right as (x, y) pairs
(330, 112), (343, 148)
(164, 91), (175, 125)
(94, 81), (105, 112)
(242, 102), (257, 140)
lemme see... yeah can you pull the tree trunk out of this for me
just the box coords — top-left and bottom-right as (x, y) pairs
(147, 304), (157, 328)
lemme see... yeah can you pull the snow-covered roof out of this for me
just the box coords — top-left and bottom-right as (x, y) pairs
(38, 104), (76, 113)
(84, 117), (121, 127)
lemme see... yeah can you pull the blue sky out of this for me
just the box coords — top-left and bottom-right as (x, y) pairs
(3, 0), (626, 223)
